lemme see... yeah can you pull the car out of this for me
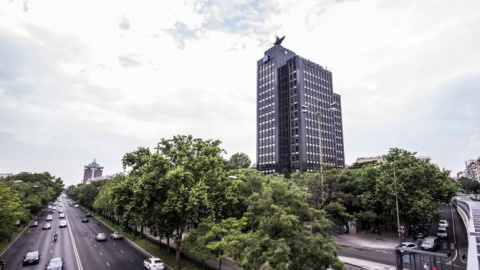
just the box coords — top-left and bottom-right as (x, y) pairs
(43, 223), (52, 230)
(59, 205), (63, 207)
(110, 232), (123, 240)
(439, 219), (449, 228)
(421, 236), (440, 251)
(74, 204), (79, 208)
(95, 233), (107, 241)
(50, 208), (55, 213)
(86, 212), (92, 217)
(59, 220), (67, 228)
(46, 215), (53, 221)
(399, 242), (418, 252)
(59, 213), (65, 219)
(45, 257), (64, 270)
(30, 221), (38, 227)
(143, 257), (164, 270)
(59, 209), (64, 213)
(82, 218), (89, 223)
(23, 250), (41, 265)
(437, 226), (448, 238)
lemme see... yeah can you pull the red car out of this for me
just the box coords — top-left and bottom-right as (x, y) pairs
(30, 221), (38, 227)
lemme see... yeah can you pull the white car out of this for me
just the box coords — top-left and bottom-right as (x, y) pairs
(439, 219), (449, 228)
(399, 242), (418, 252)
(143, 257), (164, 270)
(59, 220), (67, 228)
(46, 215), (53, 221)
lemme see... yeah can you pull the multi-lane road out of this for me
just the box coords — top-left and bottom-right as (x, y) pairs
(1, 198), (152, 270)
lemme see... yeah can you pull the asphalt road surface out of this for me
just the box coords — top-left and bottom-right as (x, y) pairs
(1, 198), (153, 270)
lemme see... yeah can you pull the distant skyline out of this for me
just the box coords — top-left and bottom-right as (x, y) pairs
(1, 0), (479, 187)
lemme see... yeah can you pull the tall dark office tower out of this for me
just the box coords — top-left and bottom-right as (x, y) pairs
(256, 40), (345, 174)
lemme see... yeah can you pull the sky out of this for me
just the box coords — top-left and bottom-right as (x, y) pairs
(1, 0), (479, 187)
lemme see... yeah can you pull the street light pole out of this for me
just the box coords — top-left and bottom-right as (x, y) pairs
(302, 102), (337, 208)
(393, 160), (402, 244)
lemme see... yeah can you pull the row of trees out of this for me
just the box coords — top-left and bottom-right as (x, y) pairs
(66, 135), (459, 270)
(0, 172), (64, 242)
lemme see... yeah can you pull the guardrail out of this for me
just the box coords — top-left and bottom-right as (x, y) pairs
(453, 198), (479, 270)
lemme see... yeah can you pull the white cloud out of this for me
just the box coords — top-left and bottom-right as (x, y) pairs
(0, 0), (479, 185)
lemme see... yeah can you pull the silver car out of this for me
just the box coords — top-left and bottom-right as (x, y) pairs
(95, 233), (107, 241)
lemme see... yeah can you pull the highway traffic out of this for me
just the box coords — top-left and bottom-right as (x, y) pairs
(0, 197), (154, 270)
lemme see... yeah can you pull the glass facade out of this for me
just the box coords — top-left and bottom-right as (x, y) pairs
(256, 44), (344, 174)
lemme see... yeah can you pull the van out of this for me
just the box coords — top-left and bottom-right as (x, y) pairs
(437, 226), (448, 238)
(421, 236), (439, 251)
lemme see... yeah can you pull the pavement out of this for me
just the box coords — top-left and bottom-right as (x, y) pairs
(149, 229), (400, 270)
(333, 231), (399, 270)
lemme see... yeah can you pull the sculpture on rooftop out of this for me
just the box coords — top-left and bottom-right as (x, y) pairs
(274, 35), (285, 45)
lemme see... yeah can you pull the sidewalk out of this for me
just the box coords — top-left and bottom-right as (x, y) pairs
(144, 229), (399, 270)
(333, 231), (400, 270)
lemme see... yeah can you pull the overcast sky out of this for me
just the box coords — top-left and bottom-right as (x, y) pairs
(1, 0), (479, 187)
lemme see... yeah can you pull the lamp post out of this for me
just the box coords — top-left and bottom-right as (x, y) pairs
(229, 175), (254, 232)
(301, 102), (337, 208)
(393, 160), (403, 244)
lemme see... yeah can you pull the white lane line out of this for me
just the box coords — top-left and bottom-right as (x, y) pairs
(106, 262), (110, 267)
(100, 252), (103, 256)
(120, 250), (124, 254)
(65, 210), (84, 270)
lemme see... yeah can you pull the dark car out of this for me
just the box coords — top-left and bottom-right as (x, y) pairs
(82, 218), (89, 223)
(86, 213), (92, 217)
(45, 257), (64, 270)
(95, 233), (107, 241)
(23, 250), (41, 265)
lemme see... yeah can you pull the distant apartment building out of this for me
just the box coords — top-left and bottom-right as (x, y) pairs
(83, 159), (103, 184)
(256, 37), (345, 174)
(464, 158), (480, 181)
(0, 173), (13, 178)
(355, 156), (385, 165)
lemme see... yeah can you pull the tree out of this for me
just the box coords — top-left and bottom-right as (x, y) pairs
(0, 181), (28, 241)
(226, 153), (252, 170)
(226, 174), (342, 270)
(458, 177), (480, 194)
(354, 148), (459, 228)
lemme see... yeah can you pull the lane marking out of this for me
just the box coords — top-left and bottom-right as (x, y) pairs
(65, 205), (84, 270)
(100, 252), (103, 256)
(107, 262), (110, 267)
(120, 250), (124, 254)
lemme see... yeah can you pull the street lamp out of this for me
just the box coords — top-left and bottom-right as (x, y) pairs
(229, 175), (254, 232)
(301, 102), (338, 208)
(393, 160), (405, 244)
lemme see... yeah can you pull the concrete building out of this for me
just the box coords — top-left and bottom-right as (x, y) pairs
(256, 37), (345, 174)
(0, 173), (13, 178)
(465, 158), (480, 181)
(355, 156), (385, 165)
(82, 159), (103, 184)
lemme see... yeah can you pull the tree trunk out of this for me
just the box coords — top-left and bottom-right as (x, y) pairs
(176, 226), (183, 269)
(167, 236), (170, 253)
